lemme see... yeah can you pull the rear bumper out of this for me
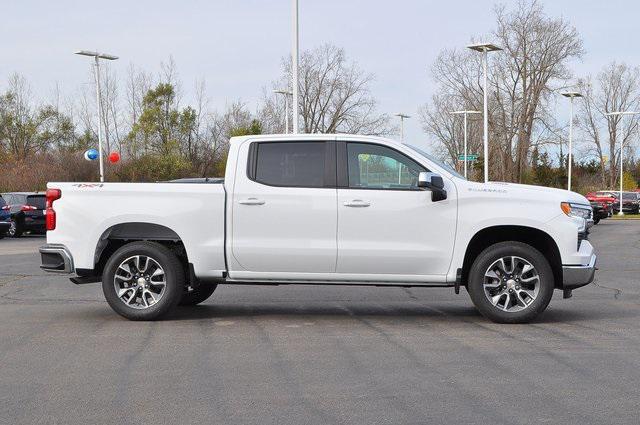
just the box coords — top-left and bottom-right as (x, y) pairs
(563, 252), (597, 290)
(39, 244), (74, 273)
(0, 222), (9, 235)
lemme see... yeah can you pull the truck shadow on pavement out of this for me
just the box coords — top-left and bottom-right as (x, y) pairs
(155, 302), (616, 325)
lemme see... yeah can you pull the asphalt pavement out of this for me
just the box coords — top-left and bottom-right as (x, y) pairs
(1, 222), (639, 425)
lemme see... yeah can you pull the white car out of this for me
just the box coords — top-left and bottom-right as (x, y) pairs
(40, 134), (596, 323)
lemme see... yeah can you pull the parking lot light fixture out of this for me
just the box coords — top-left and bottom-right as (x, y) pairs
(273, 89), (293, 134)
(467, 43), (502, 183)
(74, 50), (119, 183)
(561, 91), (583, 191)
(605, 110), (640, 215)
(394, 113), (411, 142)
(451, 110), (481, 179)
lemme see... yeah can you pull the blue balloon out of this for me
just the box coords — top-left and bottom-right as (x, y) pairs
(84, 149), (99, 161)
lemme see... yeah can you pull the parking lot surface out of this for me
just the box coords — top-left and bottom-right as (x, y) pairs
(1, 222), (639, 425)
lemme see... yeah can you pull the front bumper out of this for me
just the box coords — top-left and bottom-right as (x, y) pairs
(39, 244), (74, 273)
(563, 252), (597, 290)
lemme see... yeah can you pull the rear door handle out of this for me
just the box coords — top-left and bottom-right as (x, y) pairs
(343, 199), (370, 207)
(238, 198), (265, 205)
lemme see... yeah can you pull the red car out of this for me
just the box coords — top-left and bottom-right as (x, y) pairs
(585, 191), (615, 223)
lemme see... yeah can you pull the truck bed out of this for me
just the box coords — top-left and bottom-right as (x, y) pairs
(46, 182), (227, 279)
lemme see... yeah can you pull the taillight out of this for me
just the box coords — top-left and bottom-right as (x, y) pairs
(1, 205), (9, 211)
(45, 188), (62, 231)
(21, 205), (37, 212)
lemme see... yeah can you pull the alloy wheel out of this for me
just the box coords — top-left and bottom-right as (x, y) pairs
(7, 221), (16, 237)
(113, 255), (166, 310)
(483, 256), (540, 313)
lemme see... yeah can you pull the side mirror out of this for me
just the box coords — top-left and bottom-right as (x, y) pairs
(418, 172), (447, 202)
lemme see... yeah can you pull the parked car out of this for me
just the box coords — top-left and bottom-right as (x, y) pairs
(1, 192), (47, 237)
(0, 195), (11, 239)
(611, 191), (640, 214)
(39, 134), (596, 324)
(588, 201), (608, 224)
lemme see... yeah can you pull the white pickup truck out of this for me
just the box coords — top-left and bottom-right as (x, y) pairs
(40, 134), (596, 323)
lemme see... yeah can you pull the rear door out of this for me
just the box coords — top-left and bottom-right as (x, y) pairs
(335, 141), (456, 280)
(230, 140), (337, 275)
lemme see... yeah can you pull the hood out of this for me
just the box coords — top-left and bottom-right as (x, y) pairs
(464, 181), (590, 205)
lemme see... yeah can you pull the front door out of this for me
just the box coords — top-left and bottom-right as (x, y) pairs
(336, 141), (456, 281)
(231, 140), (337, 275)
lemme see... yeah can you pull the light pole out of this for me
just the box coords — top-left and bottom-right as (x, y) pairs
(273, 89), (292, 133)
(605, 111), (640, 215)
(467, 42), (502, 183)
(292, 0), (300, 134)
(74, 50), (119, 183)
(394, 113), (411, 141)
(561, 91), (583, 191)
(394, 113), (410, 183)
(451, 110), (481, 179)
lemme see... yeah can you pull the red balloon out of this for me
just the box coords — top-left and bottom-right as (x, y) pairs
(108, 152), (120, 164)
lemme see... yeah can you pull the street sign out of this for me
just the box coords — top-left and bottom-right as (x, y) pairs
(458, 154), (478, 161)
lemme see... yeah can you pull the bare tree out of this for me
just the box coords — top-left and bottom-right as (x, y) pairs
(419, 93), (483, 172)
(578, 63), (640, 188)
(261, 44), (394, 136)
(421, 0), (583, 182)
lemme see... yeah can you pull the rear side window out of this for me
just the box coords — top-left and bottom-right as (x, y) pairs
(27, 195), (46, 209)
(252, 142), (327, 188)
(0, 196), (6, 208)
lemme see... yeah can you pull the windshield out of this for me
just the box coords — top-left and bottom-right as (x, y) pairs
(406, 145), (466, 180)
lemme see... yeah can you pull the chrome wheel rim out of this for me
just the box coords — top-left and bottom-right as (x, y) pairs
(8, 221), (15, 237)
(113, 255), (166, 310)
(483, 256), (540, 313)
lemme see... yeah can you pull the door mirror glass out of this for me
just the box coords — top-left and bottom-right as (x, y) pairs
(418, 172), (447, 201)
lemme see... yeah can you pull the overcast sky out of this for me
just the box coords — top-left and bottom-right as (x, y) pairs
(1, 0), (639, 150)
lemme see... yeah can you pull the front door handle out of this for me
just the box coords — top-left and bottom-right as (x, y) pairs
(343, 199), (371, 207)
(239, 198), (265, 205)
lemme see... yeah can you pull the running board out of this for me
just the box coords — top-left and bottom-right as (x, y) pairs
(222, 279), (454, 288)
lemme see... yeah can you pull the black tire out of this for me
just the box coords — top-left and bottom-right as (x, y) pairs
(594, 217), (600, 225)
(102, 241), (184, 321)
(179, 283), (218, 306)
(467, 241), (554, 324)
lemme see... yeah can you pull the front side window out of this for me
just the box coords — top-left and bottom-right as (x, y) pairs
(346, 143), (426, 190)
(254, 142), (326, 187)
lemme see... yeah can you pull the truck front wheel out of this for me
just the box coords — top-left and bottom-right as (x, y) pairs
(102, 241), (184, 321)
(467, 241), (554, 324)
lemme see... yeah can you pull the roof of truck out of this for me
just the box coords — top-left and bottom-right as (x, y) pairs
(229, 133), (401, 146)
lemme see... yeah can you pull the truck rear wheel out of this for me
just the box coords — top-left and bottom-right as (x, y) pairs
(102, 241), (184, 321)
(467, 241), (554, 324)
(179, 283), (218, 306)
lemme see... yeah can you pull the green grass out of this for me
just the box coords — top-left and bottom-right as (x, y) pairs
(609, 215), (640, 220)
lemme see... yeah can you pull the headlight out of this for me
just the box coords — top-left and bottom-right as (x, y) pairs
(561, 202), (592, 219)
(561, 202), (592, 232)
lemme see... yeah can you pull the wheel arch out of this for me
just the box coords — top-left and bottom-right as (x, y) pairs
(86, 222), (189, 279)
(461, 225), (563, 289)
